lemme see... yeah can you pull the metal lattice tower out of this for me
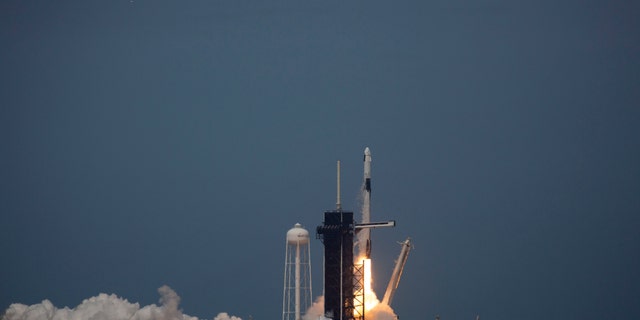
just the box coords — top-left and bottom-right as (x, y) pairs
(353, 260), (365, 320)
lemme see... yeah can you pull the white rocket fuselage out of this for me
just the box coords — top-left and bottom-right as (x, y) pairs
(360, 147), (372, 258)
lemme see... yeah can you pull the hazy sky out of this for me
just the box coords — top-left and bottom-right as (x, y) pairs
(1, 1), (639, 319)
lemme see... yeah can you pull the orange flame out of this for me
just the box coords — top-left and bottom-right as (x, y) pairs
(354, 257), (380, 317)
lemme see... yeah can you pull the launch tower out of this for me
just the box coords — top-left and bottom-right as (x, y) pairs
(317, 209), (356, 320)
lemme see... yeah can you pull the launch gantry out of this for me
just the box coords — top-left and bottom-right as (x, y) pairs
(317, 157), (395, 320)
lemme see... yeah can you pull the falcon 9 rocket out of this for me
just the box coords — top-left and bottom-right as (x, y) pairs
(360, 147), (372, 258)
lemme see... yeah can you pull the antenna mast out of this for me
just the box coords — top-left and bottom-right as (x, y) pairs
(336, 160), (342, 210)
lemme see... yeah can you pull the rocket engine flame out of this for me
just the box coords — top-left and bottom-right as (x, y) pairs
(362, 258), (380, 312)
(353, 256), (398, 320)
(362, 259), (380, 312)
(354, 256), (381, 317)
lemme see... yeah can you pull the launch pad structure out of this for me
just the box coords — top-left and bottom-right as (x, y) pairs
(316, 210), (356, 320)
(281, 148), (412, 320)
(316, 154), (396, 320)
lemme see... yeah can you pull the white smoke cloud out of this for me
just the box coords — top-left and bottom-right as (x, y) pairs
(301, 295), (396, 320)
(302, 296), (324, 320)
(2, 286), (241, 320)
(212, 313), (241, 320)
(366, 303), (397, 320)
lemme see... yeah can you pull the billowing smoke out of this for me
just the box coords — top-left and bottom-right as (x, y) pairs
(302, 296), (324, 320)
(302, 296), (396, 320)
(2, 286), (241, 320)
(212, 313), (241, 320)
(366, 303), (396, 320)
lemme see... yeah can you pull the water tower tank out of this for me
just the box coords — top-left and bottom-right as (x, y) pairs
(287, 223), (309, 245)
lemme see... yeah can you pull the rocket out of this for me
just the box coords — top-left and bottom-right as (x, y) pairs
(362, 147), (372, 258)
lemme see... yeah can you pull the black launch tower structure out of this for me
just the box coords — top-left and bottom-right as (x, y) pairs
(317, 210), (355, 320)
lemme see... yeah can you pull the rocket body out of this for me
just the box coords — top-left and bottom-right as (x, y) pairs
(360, 147), (372, 258)
(364, 147), (371, 193)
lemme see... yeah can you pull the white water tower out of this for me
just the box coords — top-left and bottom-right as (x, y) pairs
(282, 223), (312, 320)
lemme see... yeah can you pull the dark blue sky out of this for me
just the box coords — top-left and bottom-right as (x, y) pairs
(1, 1), (639, 319)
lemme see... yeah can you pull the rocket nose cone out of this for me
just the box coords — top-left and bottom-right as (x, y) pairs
(364, 147), (371, 156)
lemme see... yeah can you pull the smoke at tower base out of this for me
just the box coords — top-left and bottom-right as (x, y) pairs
(2, 286), (242, 320)
(302, 296), (397, 320)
